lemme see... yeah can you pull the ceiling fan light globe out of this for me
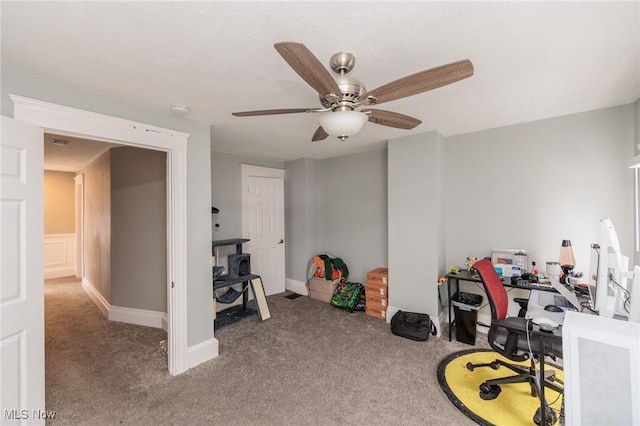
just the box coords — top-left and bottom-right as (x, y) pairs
(318, 111), (367, 140)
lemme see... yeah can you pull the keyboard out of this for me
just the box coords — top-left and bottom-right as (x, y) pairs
(508, 279), (559, 293)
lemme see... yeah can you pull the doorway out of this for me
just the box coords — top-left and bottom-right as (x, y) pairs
(43, 136), (169, 331)
(241, 164), (285, 295)
(12, 94), (190, 375)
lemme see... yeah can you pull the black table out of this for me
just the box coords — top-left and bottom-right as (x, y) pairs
(445, 270), (560, 341)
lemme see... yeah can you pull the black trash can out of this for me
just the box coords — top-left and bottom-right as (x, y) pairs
(451, 291), (483, 345)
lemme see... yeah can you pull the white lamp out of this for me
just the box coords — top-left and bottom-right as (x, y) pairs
(318, 111), (368, 141)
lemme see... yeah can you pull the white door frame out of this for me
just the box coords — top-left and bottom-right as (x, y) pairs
(74, 174), (84, 279)
(10, 94), (190, 376)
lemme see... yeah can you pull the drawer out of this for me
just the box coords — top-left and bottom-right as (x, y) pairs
(366, 303), (387, 320)
(365, 282), (388, 298)
(366, 294), (387, 309)
(366, 267), (388, 285)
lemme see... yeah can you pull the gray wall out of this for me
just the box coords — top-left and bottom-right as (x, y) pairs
(110, 147), (167, 312)
(635, 98), (640, 266)
(388, 132), (445, 315)
(444, 104), (635, 276)
(284, 158), (320, 282)
(2, 67), (213, 347)
(81, 147), (168, 313)
(83, 151), (112, 301)
(210, 150), (284, 272)
(284, 104), (636, 327)
(284, 149), (388, 283)
(210, 150), (284, 240)
(315, 149), (388, 283)
(636, 98), (640, 154)
(443, 104), (636, 322)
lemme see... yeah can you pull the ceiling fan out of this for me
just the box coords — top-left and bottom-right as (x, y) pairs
(232, 42), (474, 141)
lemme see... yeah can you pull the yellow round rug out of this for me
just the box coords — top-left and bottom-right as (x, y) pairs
(437, 349), (563, 426)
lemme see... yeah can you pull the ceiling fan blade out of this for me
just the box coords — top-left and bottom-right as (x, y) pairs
(363, 109), (422, 129)
(311, 127), (329, 142)
(274, 42), (341, 97)
(365, 59), (474, 105)
(232, 108), (314, 117)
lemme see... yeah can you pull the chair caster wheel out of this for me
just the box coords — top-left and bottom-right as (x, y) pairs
(479, 383), (501, 400)
(534, 405), (558, 426)
(466, 362), (475, 371)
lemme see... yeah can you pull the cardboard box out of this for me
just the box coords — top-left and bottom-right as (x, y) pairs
(306, 277), (339, 303)
(367, 267), (389, 285)
(365, 282), (388, 298)
(365, 295), (387, 320)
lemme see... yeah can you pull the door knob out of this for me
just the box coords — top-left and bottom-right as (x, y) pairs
(278, 239), (284, 244)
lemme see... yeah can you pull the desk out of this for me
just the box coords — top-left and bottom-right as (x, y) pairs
(445, 271), (560, 341)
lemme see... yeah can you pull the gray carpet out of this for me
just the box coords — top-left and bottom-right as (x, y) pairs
(45, 277), (480, 425)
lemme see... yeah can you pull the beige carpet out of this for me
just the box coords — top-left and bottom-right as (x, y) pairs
(45, 276), (480, 425)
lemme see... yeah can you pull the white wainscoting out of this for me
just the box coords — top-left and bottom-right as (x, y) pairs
(44, 233), (76, 279)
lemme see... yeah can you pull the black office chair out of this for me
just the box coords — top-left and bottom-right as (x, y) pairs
(466, 259), (564, 426)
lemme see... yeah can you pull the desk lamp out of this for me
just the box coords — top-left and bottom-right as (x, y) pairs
(559, 239), (576, 284)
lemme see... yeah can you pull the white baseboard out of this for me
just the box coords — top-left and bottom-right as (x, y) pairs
(187, 337), (219, 369)
(385, 305), (400, 324)
(82, 278), (109, 318)
(435, 310), (444, 337)
(83, 278), (167, 331)
(109, 305), (168, 330)
(161, 315), (168, 332)
(285, 278), (308, 296)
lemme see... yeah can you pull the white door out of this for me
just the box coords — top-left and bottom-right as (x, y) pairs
(246, 175), (285, 296)
(1, 117), (45, 424)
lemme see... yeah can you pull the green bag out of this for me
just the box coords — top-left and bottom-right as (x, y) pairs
(330, 280), (362, 312)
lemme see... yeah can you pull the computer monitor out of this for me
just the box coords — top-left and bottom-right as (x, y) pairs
(596, 218), (630, 318)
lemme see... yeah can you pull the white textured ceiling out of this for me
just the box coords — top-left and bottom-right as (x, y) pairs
(3, 2), (639, 162)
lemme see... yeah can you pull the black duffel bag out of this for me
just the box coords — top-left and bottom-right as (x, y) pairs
(390, 310), (437, 341)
